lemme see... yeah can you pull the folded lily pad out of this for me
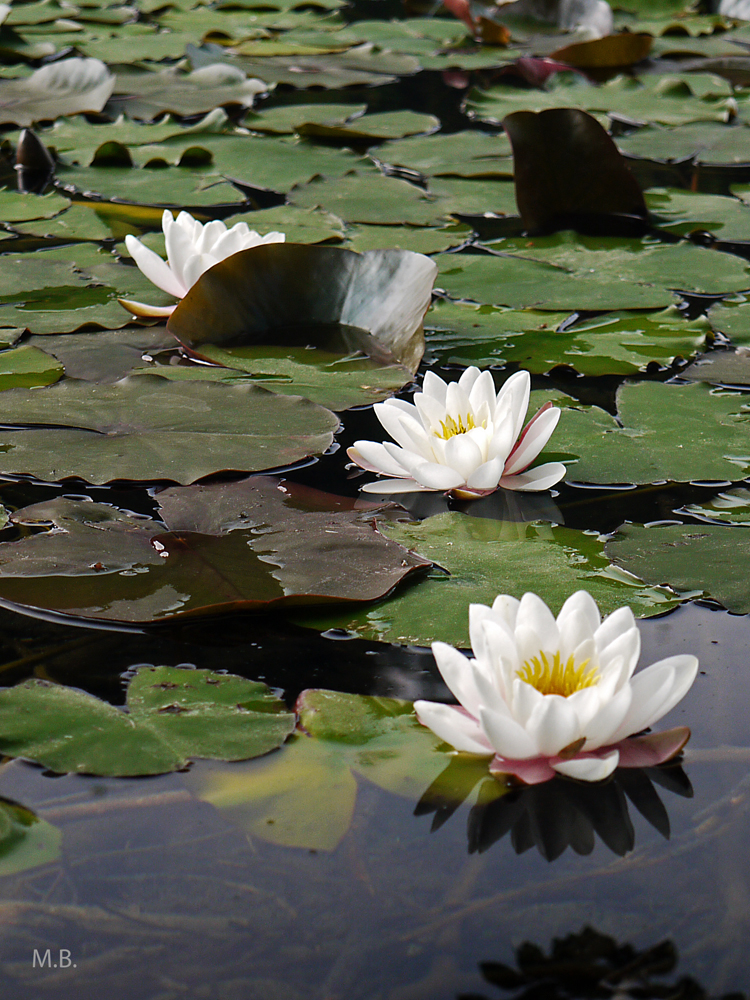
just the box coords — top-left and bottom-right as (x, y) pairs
(424, 301), (708, 375)
(0, 667), (296, 776)
(293, 512), (680, 647)
(0, 478), (430, 623)
(550, 380), (750, 484)
(0, 377), (339, 484)
(607, 522), (750, 613)
(167, 243), (438, 374)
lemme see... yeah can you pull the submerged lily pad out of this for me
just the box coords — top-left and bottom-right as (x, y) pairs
(167, 243), (437, 374)
(0, 377), (339, 484)
(550, 380), (750, 484)
(607, 522), (750, 614)
(0, 478), (430, 623)
(293, 512), (680, 647)
(425, 301), (707, 374)
(188, 689), (486, 851)
(0, 798), (61, 876)
(0, 667), (296, 776)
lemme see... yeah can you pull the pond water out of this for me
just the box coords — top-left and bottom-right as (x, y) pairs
(2, 0), (750, 995)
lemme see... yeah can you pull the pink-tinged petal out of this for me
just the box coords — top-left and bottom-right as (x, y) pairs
(495, 370), (530, 442)
(414, 701), (493, 755)
(360, 478), (428, 493)
(498, 462), (566, 492)
(479, 705), (538, 759)
(490, 756), (556, 785)
(431, 641), (483, 718)
(124, 234), (187, 298)
(422, 369), (448, 406)
(118, 297), (176, 318)
(444, 434), (483, 480)
(580, 683), (632, 750)
(615, 726), (690, 768)
(411, 461), (465, 491)
(557, 590), (600, 639)
(347, 441), (410, 478)
(504, 404), (561, 475)
(553, 749), (619, 782)
(526, 695), (580, 757)
(465, 456), (504, 491)
(594, 605), (635, 652)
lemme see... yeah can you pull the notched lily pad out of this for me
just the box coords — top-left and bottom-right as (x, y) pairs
(167, 243), (438, 374)
(0, 478), (431, 623)
(0, 667), (296, 776)
(0, 377), (339, 485)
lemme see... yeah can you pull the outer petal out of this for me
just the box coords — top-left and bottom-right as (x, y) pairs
(490, 755), (556, 785)
(359, 478), (427, 493)
(594, 605), (635, 652)
(495, 370), (530, 442)
(422, 369), (448, 406)
(553, 749), (619, 781)
(347, 441), (411, 478)
(124, 234), (186, 298)
(410, 461), (465, 491)
(431, 641), (483, 718)
(498, 462), (566, 491)
(503, 404), (561, 475)
(557, 590), (600, 639)
(414, 701), (493, 755)
(605, 655), (697, 745)
(118, 298), (176, 318)
(580, 683), (633, 750)
(465, 456), (504, 491)
(444, 434), (483, 481)
(375, 403), (431, 456)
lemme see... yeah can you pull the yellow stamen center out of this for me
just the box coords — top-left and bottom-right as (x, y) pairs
(517, 650), (599, 698)
(436, 413), (484, 439)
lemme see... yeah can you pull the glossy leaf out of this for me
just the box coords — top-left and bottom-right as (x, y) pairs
(167, 243), (437, 374)
(0, 667), (296, 776)
(0, 478), (430, 623)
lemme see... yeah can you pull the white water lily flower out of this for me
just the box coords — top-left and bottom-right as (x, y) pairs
(347, 366), (566, 496)
(414, 591), (698, 784)
(120, 210), (285, 318)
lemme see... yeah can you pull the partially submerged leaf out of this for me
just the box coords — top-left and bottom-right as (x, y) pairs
(502, 108), (647, 234)
(0, 797), (61, 877)
(0, 478), (430, 623)
(0, 667), (296, 776)
(550, 32), (653, 68)
(167, 243), (438, 374)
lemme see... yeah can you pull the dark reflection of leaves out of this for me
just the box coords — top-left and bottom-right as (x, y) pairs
(458, 925), (745, 1000)
(416, 761), (692, 860)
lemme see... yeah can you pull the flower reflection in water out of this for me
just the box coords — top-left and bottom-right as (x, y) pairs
(458, 926), (744, 1000)
(416, 758), (692, 860)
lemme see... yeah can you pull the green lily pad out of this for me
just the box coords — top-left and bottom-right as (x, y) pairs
(550, 380), (750, 484)
(0, 798), (61, 877)
(0, 187), (70, 222)
(222, 204), (346, 244)
(617, 122), (750, 165)
(110, 66), (268, 120)
(167, 243), (437, 375)
(0, 667), (296, 776)
(647, 188), (750, 239)
(344, 223), (469, 254)
(293, 512), (680, 647)
(56, 164), (248, 208)
(606, 522), (750, 613)
(245, 102), (366, 134)
(468, 72), (737, 129)
(434, 235), (750, 310)
(682, 349), (750, 385)
(424, 301), (708, 374)
(0, 344), (64, 390)
(707, 297), (750, 345)
(188, 688), (492, 851)
(374, 129), (513, 178)
(26, 327), (178, 383)
(297, 110), (439, 141)
(0, 377), (339, 484)
(289, 171), (454, 226)
(11, 202), (120, 241)
(0, 479), (430, 623)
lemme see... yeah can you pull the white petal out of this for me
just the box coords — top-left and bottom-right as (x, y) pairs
(414, 391), (448, 433)
(504, 405), (561, 475)
(553, 750), (619, 781)
(411, 461), (465, 491)
(594, 605), (635, 651)
(457, 365), (482, 396)
(431, 641), (482, 718)
(625, 655), (698, 735)
(581, 683), (633, 750)
(479, 705), (538, 759)
(118, 298), (176, 318)
(124, 234), (187, 298)
(498, 462), (566, 492)
(375, 404), (431, 456)
(516, 592), (560, 652)
(557, 590), (601, 636)
(465, 456), (504, 491)
(347, 441), (411, 478)
(164, 216), (201, 286)
(495, 369), (530, 441)
(510, 675), (543, 728)
(422, 369), (448, 405)
(444, 380), (472, 423)
(481, 618), (521, 676)
(598, 626), (641, 683)
(605, 657), (697, 745)
(414, 701), (493, 755)
(526, 695), (580, 757)
(491, 594), (520, 630)
(359, 478), (428, 494)
(444, 434), (483, 481)
(468, 603), (495, 662)
(182, 251), (220, 290)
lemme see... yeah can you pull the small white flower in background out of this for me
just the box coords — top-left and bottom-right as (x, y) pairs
(119, 210), (285, 318)
(414, 590), (698, 784)
(347, 366), (566, 497)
